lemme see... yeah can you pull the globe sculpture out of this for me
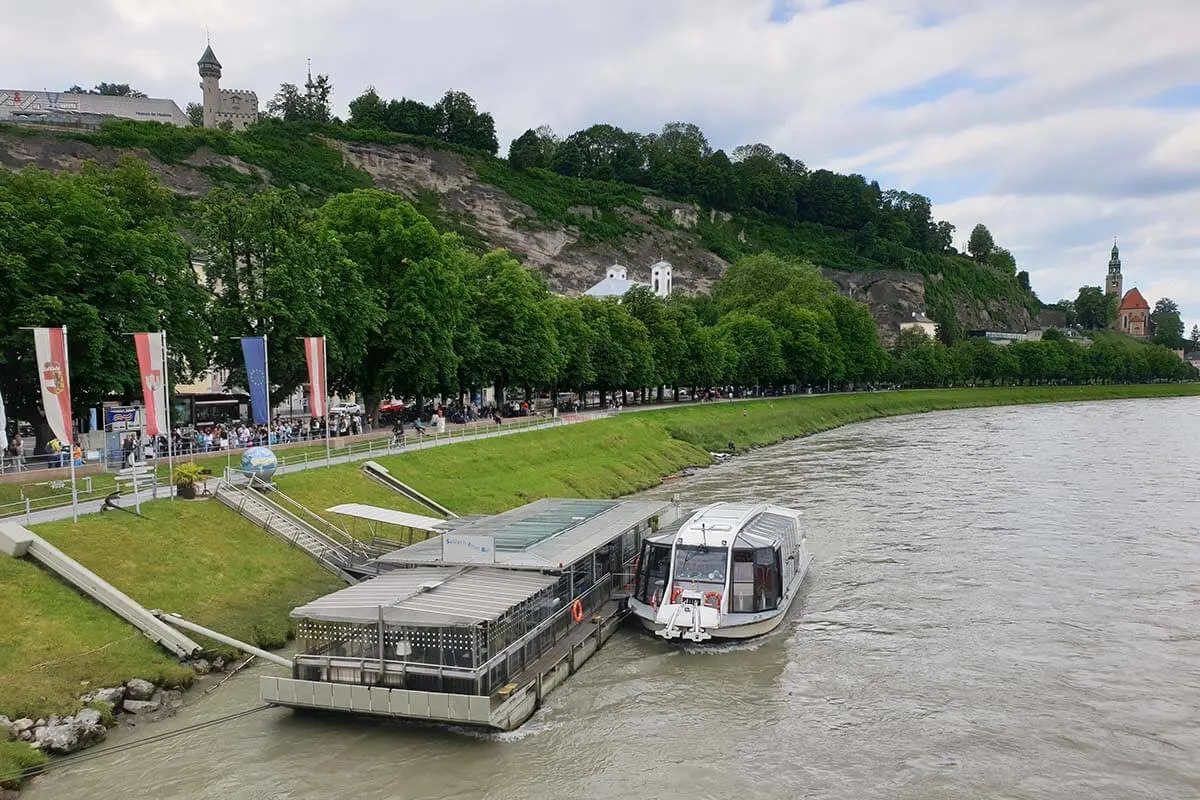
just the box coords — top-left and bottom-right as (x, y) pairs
(240, 446), (278, 483)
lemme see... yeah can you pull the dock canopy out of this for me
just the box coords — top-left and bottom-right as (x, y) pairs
(325, 503), (448, 533)
(376, 498), (674, 570)
(290, 566), (560, 627)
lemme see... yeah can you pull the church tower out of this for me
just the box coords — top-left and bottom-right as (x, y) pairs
(198, 44), (222, 129)
(1105, 239), (1123, 297)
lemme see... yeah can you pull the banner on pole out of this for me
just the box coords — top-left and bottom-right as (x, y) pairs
(303, 337), (328, 419)
(132, 332), (168, 437)
(240, 336), (269, 425)
(33, 327), (74, 445)
(0, 387), (8, 452)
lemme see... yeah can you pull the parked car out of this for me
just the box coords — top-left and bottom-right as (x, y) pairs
(329, 401), (362, 415)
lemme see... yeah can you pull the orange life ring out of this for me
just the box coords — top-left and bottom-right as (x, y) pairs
(571, 599), (584, 623)
(703, 591), (722, 610)
(670, 586), (684, 604)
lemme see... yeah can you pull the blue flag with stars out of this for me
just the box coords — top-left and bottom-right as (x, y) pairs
(240, 336), (269, 425)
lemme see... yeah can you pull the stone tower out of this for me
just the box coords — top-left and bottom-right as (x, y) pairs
(198, 44), (222, 129)
(1105, 240), (1123, 298)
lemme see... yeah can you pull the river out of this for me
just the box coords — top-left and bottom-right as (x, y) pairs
(25, 397), (1200, 799)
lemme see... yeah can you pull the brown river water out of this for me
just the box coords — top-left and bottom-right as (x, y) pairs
(25, 397), (1200, 799)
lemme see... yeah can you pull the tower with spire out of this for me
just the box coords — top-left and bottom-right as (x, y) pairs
(1105, 238), (1123, 298)
(196, 41), (259, 130)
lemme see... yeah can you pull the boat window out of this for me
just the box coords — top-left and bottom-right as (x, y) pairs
(635, 542), (672, 605)
(671, 545), (728, 602)
(730, 549), (756, 613)
(754, 547), (782, 612)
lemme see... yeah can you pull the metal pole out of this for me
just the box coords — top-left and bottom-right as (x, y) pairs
(64, 325), (79, 522)
(263, 333), (272, 433)
(152, 611), (292, 669)
(323, 335), (331, 465)
(161, 330), (175, 497)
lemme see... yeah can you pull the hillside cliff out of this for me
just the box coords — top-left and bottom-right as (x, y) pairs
(0, 123), (1059, 342)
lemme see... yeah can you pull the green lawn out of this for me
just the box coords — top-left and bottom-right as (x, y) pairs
(1, 500), (343, 719)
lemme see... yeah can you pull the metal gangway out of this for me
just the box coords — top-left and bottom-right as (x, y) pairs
(214, 476), (381, 583)
(0, 521), (202, 658)
(361, 460), (457, 519)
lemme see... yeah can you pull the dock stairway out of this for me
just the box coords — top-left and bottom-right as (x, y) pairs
(214, 477), (382, 583)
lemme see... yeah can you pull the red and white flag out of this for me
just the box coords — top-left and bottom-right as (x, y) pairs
(33, 327), (74, 446)
(133, 332), (168, 437)
(303, 336), (328, 418)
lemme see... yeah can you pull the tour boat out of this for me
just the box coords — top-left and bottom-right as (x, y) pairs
(627, 502), (811, 642)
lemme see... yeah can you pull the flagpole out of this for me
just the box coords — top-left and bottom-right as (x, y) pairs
(263, 333), (272, 435)
(323, 335), (331, 464)
(64, 325), (78, 523)
(161, 330), (175, 498)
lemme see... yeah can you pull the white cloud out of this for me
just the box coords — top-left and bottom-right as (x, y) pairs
(2, 0), (1198, 331)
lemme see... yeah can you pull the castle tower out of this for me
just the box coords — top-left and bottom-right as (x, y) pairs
(198, 44), (222, 129)
(650, 260), (673, 298)
(1105, 239), (1123, 297)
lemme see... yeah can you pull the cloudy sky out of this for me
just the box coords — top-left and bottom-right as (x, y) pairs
(4, 0), (1198, 333)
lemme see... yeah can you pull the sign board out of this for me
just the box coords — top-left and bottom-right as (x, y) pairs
(105, 406), (142, 431)
(441, 534), (496, 564)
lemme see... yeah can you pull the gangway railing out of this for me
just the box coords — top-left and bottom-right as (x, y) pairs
(361, 461), (456, 518)
(213, 479), (371, 583)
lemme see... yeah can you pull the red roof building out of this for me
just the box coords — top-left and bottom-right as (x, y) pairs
(1117, 287), (1149, 337)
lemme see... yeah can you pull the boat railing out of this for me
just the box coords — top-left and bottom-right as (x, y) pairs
(293, 573), (618, 690)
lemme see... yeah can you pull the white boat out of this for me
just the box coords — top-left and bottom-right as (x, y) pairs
(627, 502), (812, 643)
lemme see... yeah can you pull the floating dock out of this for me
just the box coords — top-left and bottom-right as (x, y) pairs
(260, 498), (680, 730)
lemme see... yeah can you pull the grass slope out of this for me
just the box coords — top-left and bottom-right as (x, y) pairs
(1, 501), (343, 719)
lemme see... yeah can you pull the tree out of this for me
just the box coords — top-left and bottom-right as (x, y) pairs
(1017, 270), (1031, 292)
(622, 285), (684, 400)
(967, 223), (995, 263)
(1190, 324), (1200, 352)
(559, 124), (645, 183)
(990, 247), (1017, 275)
(0, 160), (210, 448)
(508, 129), (546, 170)
(317, 189), (469, 413)
(347, 87), (388, 129)
(433, 91), (499, 154)
(66, 83), (146, 97)
(1149, 297), (1184, 349)
(1075, 286), (1116, 330)
(827, 294), (888, 384)
(266, 73), (333, 123)
(185, 102), (204, 127)
(463, 249), (561, 401)
(197, 187), (378, 406)
(717, 312), (784, 388)
(548, 297), (595, 398)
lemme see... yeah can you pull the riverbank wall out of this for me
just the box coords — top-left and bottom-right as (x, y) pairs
(3, 384), (1199, 788)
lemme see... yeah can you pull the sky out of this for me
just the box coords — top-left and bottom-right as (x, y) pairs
(3, 0), (1198, 335)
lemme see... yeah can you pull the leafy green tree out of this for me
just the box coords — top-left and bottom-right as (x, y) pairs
(559, 124), (645, 183)
(508, 129), (547, 170)
(198, 187), (377, 405)
(1150, 298), (1184, 348)
(1016, 270), (1031, 292)
(185, 102), (204, 127)
(622, 285), (684, 400)
(433, 90), (499, 154)
(827, 294), (888, 384)
(967, 223), (995, 263)
(0, 159), (210, 446)
(989, 247), (1017, 275)
(548, 297), (596, 399)
(1189, 324), (1200, 352)
(347, 87), (388, 129)
(579, 297), (650, 406)
(318, 189), (468, 412)
(717, 312), (784, 387)
(1075, 286), (1116, 330)
(267, 73), (333, 123)
(463, 249), (561, 401)
(66, 83), (146, 97)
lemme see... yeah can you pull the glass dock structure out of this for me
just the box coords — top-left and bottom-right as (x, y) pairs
(260, 498), (681, 730)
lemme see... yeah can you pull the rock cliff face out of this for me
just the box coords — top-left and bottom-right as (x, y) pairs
(0, 128), (1051, 341)
(330, 140), (727, 295)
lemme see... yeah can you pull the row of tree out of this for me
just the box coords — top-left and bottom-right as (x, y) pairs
(1, 161), (1191, 446)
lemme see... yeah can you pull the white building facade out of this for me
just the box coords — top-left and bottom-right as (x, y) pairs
(198, 45), (259, 130)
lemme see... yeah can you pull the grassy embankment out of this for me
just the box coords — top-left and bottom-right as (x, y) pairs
(3, 384), (1199, 785)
